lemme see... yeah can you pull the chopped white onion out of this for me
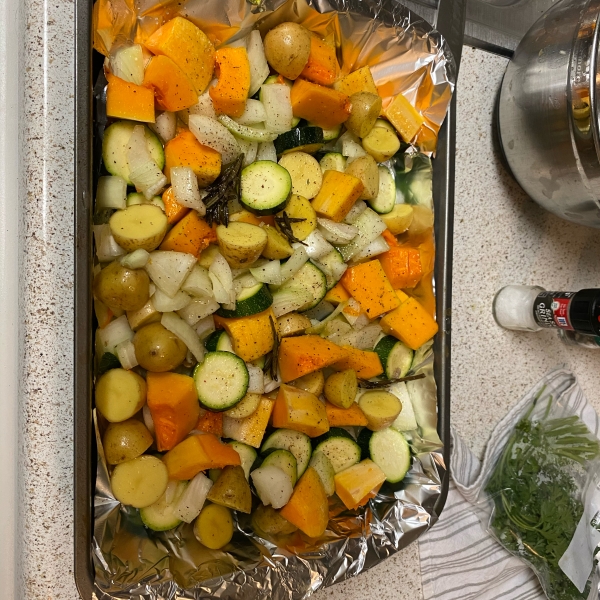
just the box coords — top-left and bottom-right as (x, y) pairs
(261, 83), (293, 134)
(351, 235), (390, 262)
(173, 471), (213, 523)
(179, 90), (216, 125)
(279, 246), (308, 284)
(246, 364), (265, 394)
(339, 131), (367, 159)
(188, 115), (240, 164)
(181, 265), (213, 299)
(256, 141), (277, 162)
(127, 125), (167, 199)
(120, 248), (150, 269)
(209, 252), (235, 305)
(93, 224), (126, 262)
(234, 272), (258, 293)
(209, 272), (232, 305)
(145, 250), (197, 298)
(234, 99), (267, 126)
(237, 139), (258, 167)
(250, 260), (281, 285)
(324, 318), (353, 344)
(150, 111), (177, 143)
(251, 465), (293, 509)
(263, 370), (281, 394)
(153, 288), (192, 312)
(195, 315), (216, 340)
(96, 175), (127, 210)
(177, 297), (220, 326)
(301, 230), (334, 259)
(110, 44), (144, 85)
(317, 218), (358, 245)
(142, 405), (155, 436)
(339, 322), (382, 350)
(344, 201), (367, 224)
(98, 315), (134, 354)
(161, 312), (205, 363)
(305, 301), (348, 335)
(247, 31), (270, 97)
(115, 339), (138, 370)
(170, 166), (206, 214)
(303, 301), (335, 322)
(271, 287), (313, 317)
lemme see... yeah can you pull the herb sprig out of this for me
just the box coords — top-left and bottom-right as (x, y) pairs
(486, 391), (600, 600)
(263, 315), (279, 381)
(203, 154), (244, 227)
(274, 211), (307, 246)
(358, 373), (426, 388)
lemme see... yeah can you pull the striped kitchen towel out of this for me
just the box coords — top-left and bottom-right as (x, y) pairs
(419, 367), (600, 600)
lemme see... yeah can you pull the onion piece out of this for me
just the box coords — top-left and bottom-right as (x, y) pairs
(181, 265), (213, 299)
(120, 248), (150, 269)
(96, 175), (127, 210)
(261, 83), (293, 134)
(303, 301), (335, 322)
(339, 131), (367, 159)
(256, 141), (277, 162)
(142, 405), (155, 436)
(278, 246), (308, 284)
(247, 364), (265, 394)
(317, 218), (358, 245)
(145, 250), (197, 297)
(98, 315), (134, 354)
(250, 260), (281, 285)
(150, 111), (177, 143)
(271, 287), (313, 317)
(209, 252), (235, 306)
(264, 369), (281, 394)
(153, 288), (192, 312)
(351, 235), (390, 262)
(236, 138), (259, 167)
(110, 44), (144, 85)
(93, 224), (126, 262)
(127, 125), (167, 199)
(234, 99), (267, 126)
(161, 312), (205, 363)
(251, 465), (293, 509)
(177, 297), (220, 327)
(170, 166), (206, 214)
(247, 31), (270, 97)
(188, 115), (240, 164)
(301, 230), (334, 259)
(173, 472), (213, 523)
(115, 339), (138, 370)
(344, 201), (367, 224)
(195, 315), (216, 340)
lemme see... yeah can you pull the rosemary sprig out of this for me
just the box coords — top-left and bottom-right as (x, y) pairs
(358, 373), (426, 388)
(274, 211), (307, 245)
(203, 154), (244, 227)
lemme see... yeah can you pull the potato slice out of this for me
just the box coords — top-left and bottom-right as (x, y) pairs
(126, 297), (162, 331)
(346, 92), (382, 138)
(110, 455), (169, 508)
(358, 390), (401, 431)
(291, 370), (325, 396)
(278, 152), (323, 199)
(262, 225), (294, 260)
(194, 503), (234, 549)
(217, 222), (268, 269)
(95, 368), (147, 423)
(277, 312), (312, 337)
(324, 369), (357, 409)
(103, 418), (154, 465)
(224, 392), (262, 419)
(109, 204), (168, 252)
(362, 126), (401, 163)
(276, 194), (316, 241)
(251, 503), (297, 537)
(381, 204), (414, 235)
(206, 465), (252, 513)
(345, 155), (379, 200)
(264, 23), (311, 80)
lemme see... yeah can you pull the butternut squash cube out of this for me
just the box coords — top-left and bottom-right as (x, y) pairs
(162, 187), (190, 225)
(379, 296), (438, 350)
(300, 35), (340, 86)
(145, 17), (215, 96)
(214, 309), (275, 362)
(290, 79), (350, 130)
(222, 396), (275, 448)
(279, 467), (329, 537)
(106, 73), (155, 123)
(143, 55), (198, 112)
(334, 459), (386, 510)
(209, 47), (251, 118)
(379, 246), (423, 290)
(278, 335), (349, 383)
(385, 92), (425, 143)
(164, 130), (221, 187)
(272, 384), (329, 437)
(323, 281), (351, 305)
(341, 260), (400, 318)
(331, 346), (383, 380)
(162, 433), (240, 480)
(325, 401), (368, 427)
(159, 211), (217, 256)
(311, 170), (364, 223)
(334, 66), (379, 97)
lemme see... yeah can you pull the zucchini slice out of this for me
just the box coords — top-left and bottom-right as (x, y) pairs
(276, 261), (327, 311)
(228, 441), (258, 480)
(102, 121), (165, 184)
(216, 283), (273, 318)
(140, 481), (188, 531)
(241, 160), (292, 215)
(204, 330), (233, 353)
(315, 248), (346, 290)
(193, 351), (249, 412)
(319, 152), (346, 173)
(261, 429), (312, 478)
(308, 450), (336, 496)
(369, 428), (411, 483)
(314, 428), (361, 474)
(368, 166), (396, 214)
(309, 122), (341, 142)
(374, 335), (414, 379)
(274, 127), (324, 156)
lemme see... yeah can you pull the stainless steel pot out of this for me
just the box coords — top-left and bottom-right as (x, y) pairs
(498, 0), (600, 227)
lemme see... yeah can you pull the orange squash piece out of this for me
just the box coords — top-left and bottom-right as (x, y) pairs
(159, 211), (217, 256)
(195, 409), (223, 436)
(323, 282), (351, 305)
(213, 309), (275, 362)
(279, 467), (329, 538)
(331, 346), (383, 380)
(385, 92), (425, 143)
(146, 372), (201, 452)
(341, 260), (400, 318)
(334, 459), (386, 510)
(300, 36), (340, 86)
(222, 396), (275, 448)
(379, 246), (423, 290)
(106, 73), (155, 123)
(143, 55), (198, 112)
(381, 229), (400, 248)
(272, 384), (329, 437)
(162, 187), (190, 225)
(145, 17), (215, 96)
(290, 79), (350, 130)
(209, 47), (251, 118)
(407, 272), (435, 318)
(164, 130), (221, 187)
(380, 296), (438, 350)
(278, 335), (349, 383)
(311, 170), (364, 223)
(162, 433), (241, 480)
(325, 402), (368, 427)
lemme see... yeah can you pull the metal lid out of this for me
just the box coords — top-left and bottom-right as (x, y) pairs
(570, 288), (600, 335)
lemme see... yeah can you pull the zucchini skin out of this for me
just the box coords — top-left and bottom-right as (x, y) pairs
(274, 127), (324, 156)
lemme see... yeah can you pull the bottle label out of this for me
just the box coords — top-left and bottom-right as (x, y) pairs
(533, 291), (576, 330)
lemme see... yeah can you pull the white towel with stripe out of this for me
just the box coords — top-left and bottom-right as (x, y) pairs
(419, 367), (600, 600)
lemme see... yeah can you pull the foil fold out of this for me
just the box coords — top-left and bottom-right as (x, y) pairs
(90, 0), (455, 597)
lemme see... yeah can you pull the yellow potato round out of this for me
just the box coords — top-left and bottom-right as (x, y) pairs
(194, 503), (234, 550)
(278, 152), (323, 199)
(358, 390), (401, 431)
(324, 369), (357, 408)
(277, 312), (311, 337)
(109, 204), (168, 252)
(216, 222), (268, 268)
(110, 455), (169, 508)
(346, 92), (383, 138)
(133, 322), (187, 372)
(95, 368), (147, 423)
(381, 204), (414, 235)
(93, 260), (150, 312)
(251, 503), (297, 537)
(103, 418), (154, 465)
(276, 194), (316, 241)
(262, 225), (294, 260)
(362, 126), (401, 163)
(264, 22), (312, 80)
(292, 370), (325, 396)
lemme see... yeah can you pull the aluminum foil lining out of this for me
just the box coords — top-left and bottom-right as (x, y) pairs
(90, 0), (455, 597)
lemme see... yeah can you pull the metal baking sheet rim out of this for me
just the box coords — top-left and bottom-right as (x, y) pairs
(73, 2), (455, 598)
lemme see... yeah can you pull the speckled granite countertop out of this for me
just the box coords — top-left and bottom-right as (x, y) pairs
(14, 10), (600, 596)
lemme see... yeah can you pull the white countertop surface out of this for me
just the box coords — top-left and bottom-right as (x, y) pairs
(5, 7), (600, 596)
